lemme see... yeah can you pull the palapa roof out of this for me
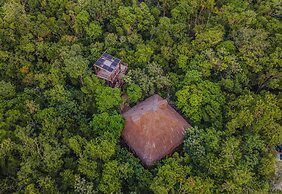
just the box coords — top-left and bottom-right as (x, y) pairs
(122, 94), (191, 166)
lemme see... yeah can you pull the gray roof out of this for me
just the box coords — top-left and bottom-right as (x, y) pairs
(94, 52), (121, 73)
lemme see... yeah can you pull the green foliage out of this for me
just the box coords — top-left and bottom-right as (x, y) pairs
(124, 62), (171, 97)
(74, 175), (96, 194)
(176, 71), (225, 127)
(78, 156), (98, 179)
(116, 148), (153, 192)
(150, 153), (191, 194)
(178, 176), (215, 194)
(192, 25), (225, 51)
(0, 0), (281, 193)
(61, 44), (89, 80)
(0, 81), (16, 99)
(227, 92), (282, 145)
(86, 22), (102, 40)
(90, 112), (124, 138)
(184, 127), (222, 171)
(98, 160), (122, 193)
(126, 84), (142, 104)
(113, 2), (155, 35)
(95, 86), (122, 113)
(74, 10), (90, 35)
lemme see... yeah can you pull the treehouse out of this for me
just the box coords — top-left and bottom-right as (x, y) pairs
(122, 94), (192, 166)
(94, 52), (128, 87)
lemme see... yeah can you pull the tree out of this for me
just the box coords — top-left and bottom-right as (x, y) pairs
(124, 62), (171, 97)
(176, 71), (225, 127)
(95, 86), (122, 113)
(150, 153), (191, 194)
(178, 176), (215, 194)
(0, 81), (16, 99)
(86, 22), (102, 40)
(74, 175), (96, 194)
(90, 112), (124, 138)
(226, 92), (281, 145)
(74, 10), (90, 36)
(80, 74), (102, 113)
(126, 84), (142, 104)
(98, 160), (122, 193)
(112, 2), (155, 35)
(0, 0), (281, 193)
(134, 43), (154, 64)
(184, 126), (222, 177)
(150, 17), (174, 46)
(192, 25), (225, 51)
(116, 148), (153, 193)
(61, 44), (89, 85)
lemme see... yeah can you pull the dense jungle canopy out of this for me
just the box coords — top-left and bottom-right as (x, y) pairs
(0, 0), (281, 193)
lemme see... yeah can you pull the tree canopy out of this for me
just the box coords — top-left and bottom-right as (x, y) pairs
(0, 0), (281, 193)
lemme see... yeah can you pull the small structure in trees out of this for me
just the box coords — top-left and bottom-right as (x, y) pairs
(94, 52), (128, 87)
(122, 94), (192, 166)
(278, 144), (282, 161)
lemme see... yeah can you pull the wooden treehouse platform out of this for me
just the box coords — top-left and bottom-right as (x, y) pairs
(93, 52), (128, 87)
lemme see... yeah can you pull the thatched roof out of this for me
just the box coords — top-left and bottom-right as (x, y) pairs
(122, 94), (191, 166)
